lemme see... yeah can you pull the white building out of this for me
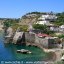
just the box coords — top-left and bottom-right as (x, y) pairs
(59, 25), (64, 32)
(36, 14), (57, 25)
(36, 20), (50, 25)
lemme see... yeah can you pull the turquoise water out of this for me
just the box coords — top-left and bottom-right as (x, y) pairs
(0, 31), (49, 63)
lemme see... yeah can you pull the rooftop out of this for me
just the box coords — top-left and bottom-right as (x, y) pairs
(36, 33), (50, 38)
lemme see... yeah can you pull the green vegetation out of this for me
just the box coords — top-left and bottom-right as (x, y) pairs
(33, 24), (55, 34)
(3, 12), (64, 33)
(4, 18), (20, 27)
(26, 11), (51, 15)
(3, 18), (28, 32)
(26, 11), (41, 15)
(33, 24), (47, 30)
(53, 12), (64, 26)
(20, 25), (28, 32)
(58, 34), (64, 38)
(11, 24), (28, 32)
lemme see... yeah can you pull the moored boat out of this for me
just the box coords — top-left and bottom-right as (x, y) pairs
(17, 49), (32, 54)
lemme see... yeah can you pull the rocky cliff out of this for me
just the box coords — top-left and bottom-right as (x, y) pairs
(19, 12), (42, 25)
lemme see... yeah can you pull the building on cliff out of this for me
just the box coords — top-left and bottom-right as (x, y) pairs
(36, 13), (57, 25)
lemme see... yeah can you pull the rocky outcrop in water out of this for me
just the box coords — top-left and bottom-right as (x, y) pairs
(12, 32), (26, 45)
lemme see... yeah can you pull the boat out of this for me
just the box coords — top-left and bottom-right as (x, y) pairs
(17, 49), (32, 54)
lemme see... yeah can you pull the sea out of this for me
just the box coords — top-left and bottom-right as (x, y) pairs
(0, 31), (52, 64)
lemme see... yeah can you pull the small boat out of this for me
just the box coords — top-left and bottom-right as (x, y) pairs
(17, 49), (32, 54)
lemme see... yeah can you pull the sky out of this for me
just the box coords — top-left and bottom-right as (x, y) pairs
(0, 0), (64, 18)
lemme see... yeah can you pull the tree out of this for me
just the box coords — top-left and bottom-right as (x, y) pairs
(4, 19), (19, 27)
(54, 12), (64, 26)
(33, 24), (47, 30)
(33, 24), (55, 34)
(58, 34), (64, 38)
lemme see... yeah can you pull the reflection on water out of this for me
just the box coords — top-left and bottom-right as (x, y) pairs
(0, 31), (49, 62)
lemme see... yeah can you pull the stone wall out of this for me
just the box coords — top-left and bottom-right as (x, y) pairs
(25, 32), (35, 43)
(35, 36), (48, 48)
(25, 32), (49, 48)
(25, 32), (59, 49)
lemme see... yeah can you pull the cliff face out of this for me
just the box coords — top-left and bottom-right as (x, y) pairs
(0, 19), (4, 25)
(19, 12), (57, 26)
(0, 19), (4, 30)
(19, 18), (37, 25)
(19, 12), (41, 25)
